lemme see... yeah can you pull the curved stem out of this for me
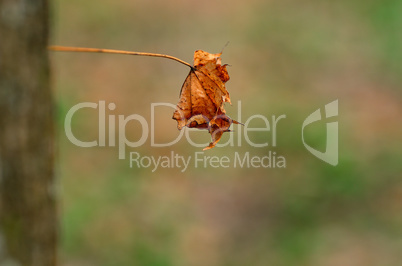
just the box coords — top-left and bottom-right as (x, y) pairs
(48, 45), (192, 68)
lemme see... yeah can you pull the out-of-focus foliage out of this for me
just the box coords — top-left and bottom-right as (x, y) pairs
(52, 0), (402, 265)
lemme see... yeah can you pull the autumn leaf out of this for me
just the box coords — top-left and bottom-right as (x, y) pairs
(48, 46), (241, 150)
(172, 50), (241, 150)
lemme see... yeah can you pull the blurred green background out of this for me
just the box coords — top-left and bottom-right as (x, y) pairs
(51, 0), (402, 265)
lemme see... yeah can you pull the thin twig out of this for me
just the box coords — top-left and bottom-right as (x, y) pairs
(48, 46), (192, 68)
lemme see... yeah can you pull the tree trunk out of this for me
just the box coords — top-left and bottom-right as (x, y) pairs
(0, 0), (57, 265)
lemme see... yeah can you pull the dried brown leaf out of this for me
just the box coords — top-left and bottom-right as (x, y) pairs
(172, 50), (241, 150)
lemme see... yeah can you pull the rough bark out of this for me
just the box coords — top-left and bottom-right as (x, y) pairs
(0, 0), (57, 265)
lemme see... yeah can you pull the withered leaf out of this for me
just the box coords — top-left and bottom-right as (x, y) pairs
(48, 45), (242, 150)
(172, 50), (241, 150)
